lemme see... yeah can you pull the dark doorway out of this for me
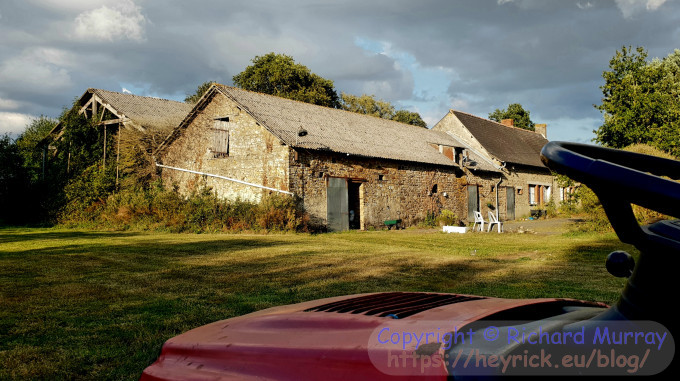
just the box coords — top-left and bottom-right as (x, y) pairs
(506, 187), (515, 221)
(467, 185), (479, 222)
(348, 181), (362, 230)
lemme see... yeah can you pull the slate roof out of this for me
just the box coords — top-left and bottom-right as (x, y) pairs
(85, 89), (193, 131)
(451, 110), (549, 168)
(162, 84), (500, 172)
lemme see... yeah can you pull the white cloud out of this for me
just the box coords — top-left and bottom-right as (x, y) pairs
(497, 0), (515, 4)
(0, 97), (20, 110)
(646, 0), (668, 9)
(577, 2), (594, 9)
(0, 112), (34, 135)
(72, 0), (147, 42)
(0, 48), (72, 91)
(122, 88), (132, 94)
(615, 0), (668, 18)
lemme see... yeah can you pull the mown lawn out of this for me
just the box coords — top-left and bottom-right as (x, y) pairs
(0, 226), (635, 380)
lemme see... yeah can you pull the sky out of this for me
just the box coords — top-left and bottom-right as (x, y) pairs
(1, 0), (679, 143)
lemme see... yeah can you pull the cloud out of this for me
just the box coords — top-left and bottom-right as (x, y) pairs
(0, 97), (20, 110)
(72, 0), (147, 42)
(122, 88), (132, 94)
(615, 0), (668, 18)
(577, 2), (594, 10)
(0, 112), (34, 135)
(0, 48), (72, 92)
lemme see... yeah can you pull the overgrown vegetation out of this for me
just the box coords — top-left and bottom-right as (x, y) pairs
(61, 184), (310, 233)
(1, 99), (312, 232)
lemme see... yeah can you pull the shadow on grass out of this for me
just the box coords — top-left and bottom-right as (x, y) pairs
(0, 228), (634, 381)
(0, 228), (141, 245)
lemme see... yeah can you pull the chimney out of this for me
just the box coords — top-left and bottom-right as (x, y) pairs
(535, 123), (547, 139)
(501, 119), (514, 127)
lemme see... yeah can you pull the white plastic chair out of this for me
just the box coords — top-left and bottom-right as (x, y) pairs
(473, 211), (485, 232)
(487, 211), (503, 233)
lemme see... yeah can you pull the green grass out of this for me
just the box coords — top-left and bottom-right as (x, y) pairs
(0, 227), (635, 380)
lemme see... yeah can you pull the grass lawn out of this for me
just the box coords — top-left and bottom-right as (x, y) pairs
(0, 226), (635, 380)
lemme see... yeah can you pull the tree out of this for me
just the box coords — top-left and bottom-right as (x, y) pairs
(341, 93), (427, 127)
(15, 116), (57, 182)
(341, 93), (395, 119)
(489, 103), (535, 131)
(392, 110), (427, 128)
(594, 47), (680, 156)
(233, 53), (341, 108)
(0, 134), (28, 223)
(185, 81), (217, 104)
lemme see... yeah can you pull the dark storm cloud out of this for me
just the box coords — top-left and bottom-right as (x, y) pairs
(1, 0), (679, 140)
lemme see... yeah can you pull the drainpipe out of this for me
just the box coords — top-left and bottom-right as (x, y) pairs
(494, 162), (506, 221)
(495, 177), (503, 221)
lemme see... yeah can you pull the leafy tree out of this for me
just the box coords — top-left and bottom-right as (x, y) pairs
(594, 47), (680, 156)
(185, 81), (217, 104)
(53, 103), (114, 177)
(233, 53), (341, 108)
(392, 109), (427, 128)
(341, 93), (427, 127)
(341, 93), (395, 119)
(0, 134), (28, 223)
(15, 116), (57, 182)
(489, 103), (535, 131)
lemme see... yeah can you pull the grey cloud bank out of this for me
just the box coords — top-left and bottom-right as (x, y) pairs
(1, 0), (678, 143)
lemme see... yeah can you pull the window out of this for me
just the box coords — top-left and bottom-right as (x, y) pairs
(529, 186), (536, 205)
(529, 184), (550, 206)
(211, 117), (230, 158)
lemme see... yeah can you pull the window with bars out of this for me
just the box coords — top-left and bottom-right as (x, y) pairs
(211, 117), (230, 158)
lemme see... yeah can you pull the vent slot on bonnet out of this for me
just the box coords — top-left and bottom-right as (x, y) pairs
(304, 292), (484, 319)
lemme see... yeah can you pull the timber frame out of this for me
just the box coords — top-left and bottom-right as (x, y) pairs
(38, 88), (193, 182)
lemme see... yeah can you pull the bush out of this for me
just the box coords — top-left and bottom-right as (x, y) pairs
(60, 181), (311, 233)
(436, 209), (459, 226)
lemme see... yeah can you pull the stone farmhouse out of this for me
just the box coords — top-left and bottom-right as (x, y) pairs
(156, 84), (509, 231)
(433, 110), (557, 219)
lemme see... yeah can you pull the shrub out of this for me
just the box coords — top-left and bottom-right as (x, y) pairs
(60, 181), (311, 233)
(436, 209), (459, 226)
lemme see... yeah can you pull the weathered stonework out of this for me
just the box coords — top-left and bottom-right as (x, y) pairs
(160, 88), (556, 231)
(161, 92), (290, 202)
(289, 150), (473, 228)
(433, 110), (558, 218)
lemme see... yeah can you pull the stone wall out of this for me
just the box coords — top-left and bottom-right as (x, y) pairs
(289, 150), (477, 229)
(501, 164), (556, 218)
(160, 92), (290, 202)
(160, 92), (555, 229)
(433, 111), (558, 219)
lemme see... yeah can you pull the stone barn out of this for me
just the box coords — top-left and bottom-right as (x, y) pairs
(433, 110), (556, 219)
(156, 84), (502, 230)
